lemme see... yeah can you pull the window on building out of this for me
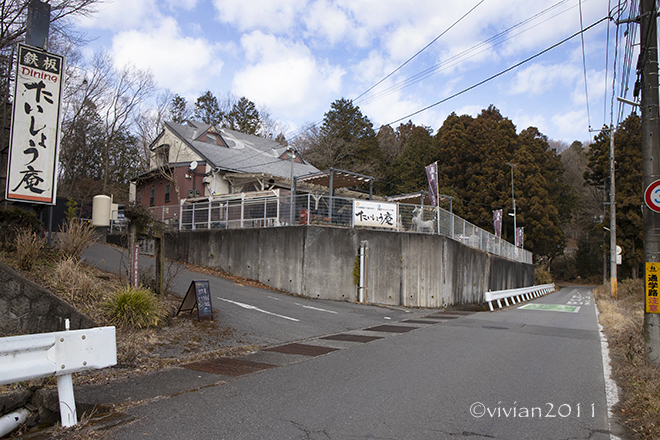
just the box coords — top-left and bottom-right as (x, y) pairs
(155, 145), (170, 168)
(149, 188), (155, 206)
(165, 184), (171, 203)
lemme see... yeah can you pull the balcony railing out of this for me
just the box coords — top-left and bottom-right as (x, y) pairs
(136, 194), (532, 264)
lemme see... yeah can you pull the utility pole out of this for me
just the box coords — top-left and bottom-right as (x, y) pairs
(640, 0), (660, 363)
(609, 126), (617, 299)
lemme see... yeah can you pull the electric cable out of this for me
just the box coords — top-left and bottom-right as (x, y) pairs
(357, 0), (576, 107)
(383, 16), (610, 128)
(353, 0), (485, 102)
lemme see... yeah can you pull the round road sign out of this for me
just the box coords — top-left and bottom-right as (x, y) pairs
(645, 179), (660, 213)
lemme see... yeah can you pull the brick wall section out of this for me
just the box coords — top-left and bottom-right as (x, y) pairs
(0, 261), (97, 336)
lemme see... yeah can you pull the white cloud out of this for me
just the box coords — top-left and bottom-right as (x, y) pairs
(211, 0), (306, 33)
(110, 18), (223, 95)
(76, 0), (160, 30)
(304, 0), (351, 45)
(551, 109), (590, 141)
(510, 62), (580, 95)
(165, 0), (198, 10)
(232, 32), (345, 118)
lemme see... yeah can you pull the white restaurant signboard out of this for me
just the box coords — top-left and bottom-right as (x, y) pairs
(353, 200), (398, 229)
(5, 44), (64, 204)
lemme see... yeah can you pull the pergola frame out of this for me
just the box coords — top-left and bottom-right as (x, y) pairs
(294, 168), (374, 199)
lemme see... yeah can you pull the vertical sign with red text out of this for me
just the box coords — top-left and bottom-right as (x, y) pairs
(132, 243), (139, 288)
(6, 44), (64, 204)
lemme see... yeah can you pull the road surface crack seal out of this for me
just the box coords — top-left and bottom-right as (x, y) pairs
(289, 420), (331, 439)
(439, 431), (495, 438)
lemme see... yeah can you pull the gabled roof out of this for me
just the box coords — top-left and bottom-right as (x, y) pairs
(162, 121), (319, 179)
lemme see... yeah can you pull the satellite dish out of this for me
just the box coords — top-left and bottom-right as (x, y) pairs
(189, 161), (198, 171)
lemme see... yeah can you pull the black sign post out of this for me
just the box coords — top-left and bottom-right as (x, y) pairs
(177, 280), (214, 321)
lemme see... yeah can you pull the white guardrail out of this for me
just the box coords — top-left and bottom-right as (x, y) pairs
(0, 322), (116, 431)
(484, 283), (555, 311)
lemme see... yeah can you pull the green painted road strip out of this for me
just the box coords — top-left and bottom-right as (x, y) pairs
(518, 304), (581, 313)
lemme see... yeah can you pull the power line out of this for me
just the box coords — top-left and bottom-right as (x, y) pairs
(356, 0), (575, 107)
(285, 1), (486, 144)
(353, 0), (485, 102)
(383, 15), (610, 128)
(579, 0), (593, 132)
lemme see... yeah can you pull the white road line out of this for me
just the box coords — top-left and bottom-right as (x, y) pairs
(595, 301), (621, 440)
(217, 297), (300, 322)
(294, 302), (338, 314)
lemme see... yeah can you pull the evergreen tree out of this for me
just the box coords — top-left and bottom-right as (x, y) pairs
(514, 127), (566, 260)
(225, 97), (260, 135)
(170, 94), (190, 124)
(431, 106), (566, 261)
(388, 124), (436, 195)
(584, 114), (643, 278)
(434, 106), (517, 228)
(304, 98), (381, 176)
(194, 91), (223, 126)
(59, 98), (105, 193)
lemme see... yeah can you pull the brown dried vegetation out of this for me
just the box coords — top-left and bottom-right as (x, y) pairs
(595, 279), (660, 439)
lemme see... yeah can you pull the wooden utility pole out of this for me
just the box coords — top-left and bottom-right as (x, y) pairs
(640, 0), (660, 363)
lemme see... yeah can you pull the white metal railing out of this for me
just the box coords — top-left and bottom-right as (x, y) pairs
(0, 322), (116, 428)
(484, 283), (555, 311)
(143, 194), (532, 264)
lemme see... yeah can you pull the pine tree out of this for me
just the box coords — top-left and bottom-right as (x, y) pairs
(170, 94), (190, 124)
(194, 91), (223, 126)
(304, 98), (382, 176)
(225, 97), (260, 135)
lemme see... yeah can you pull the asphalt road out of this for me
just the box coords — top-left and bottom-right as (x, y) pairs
(82, 243), (430, 345)
(83, 245), (617, 439)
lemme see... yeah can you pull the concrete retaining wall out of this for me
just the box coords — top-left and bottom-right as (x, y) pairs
(162, 226), (534, 307)
(0, 262), (97, 336)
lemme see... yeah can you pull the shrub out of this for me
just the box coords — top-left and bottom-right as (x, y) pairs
(535, 266), (553, 284)
(15, 229), (45, 271)
(104, 285), (166, 329)
(59, 218), (97, 261)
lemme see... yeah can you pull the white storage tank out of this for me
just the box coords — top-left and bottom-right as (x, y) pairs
(92, 195), (111, 227)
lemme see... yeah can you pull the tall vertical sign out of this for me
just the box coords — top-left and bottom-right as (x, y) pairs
(425, 162), (438, 206)
(493, 209), (502, 238)
(5, 44), (64, 204)
(516, 227), (524, 249)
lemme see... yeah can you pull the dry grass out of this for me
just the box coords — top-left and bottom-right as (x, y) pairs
(55, 258), (107, 320)
(0, 249), (252, 382)
(15, 229), (45, 271)
(59, 219), (97, 261)
(595, 279), (660, 439)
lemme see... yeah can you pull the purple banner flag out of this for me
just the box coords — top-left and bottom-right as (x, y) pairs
(493, 209), (502, 238)
(425, 162), (438, 206)
(516, 227), (524, 248)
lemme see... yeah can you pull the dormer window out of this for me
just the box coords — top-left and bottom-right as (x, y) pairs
(155, 145), (170, 168)
(279, 149), (304, 164)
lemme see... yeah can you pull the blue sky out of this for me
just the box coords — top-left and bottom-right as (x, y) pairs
(71, 0), (629, 146)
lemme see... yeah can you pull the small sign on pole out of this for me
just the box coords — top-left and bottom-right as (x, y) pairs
(177, 280), (214, 321)
(646, 262), (660, 314)
(645, 179), (660, 213)
(132, 243), (139, 288)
